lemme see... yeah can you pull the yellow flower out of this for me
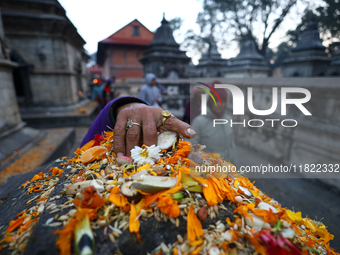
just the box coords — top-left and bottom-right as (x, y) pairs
(286, 210), (303, 222)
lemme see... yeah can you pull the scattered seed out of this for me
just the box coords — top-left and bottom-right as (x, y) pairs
(58, 215), (69, 221)
(213, 205), (219, 214)
(177, 234), (183, 243)
(161, 243), (170, 253)
(46, 218), (54, 225)
(68, 209), (77, 217)
(175, 218), (180, 227)
(50, 209), (60, 214)
(109, 233), (115, 243)
(97, 220), (107, 227)
(45, 222), (62, 227)
(118, 221), (128, 229)
(38, 205), (44, 214)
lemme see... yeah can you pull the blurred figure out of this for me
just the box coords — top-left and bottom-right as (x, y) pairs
(190, 81), (236, 163)
(102, 79), (113, 107)
(91, 79), (104, 109)
(139, 73), (162, 107)
(182, 86), (205, 124)
(157, 83), (168, 96)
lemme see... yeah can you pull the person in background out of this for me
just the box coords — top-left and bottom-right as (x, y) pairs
(190, 81), (236, 164)
(157, 83), (168, 96)
(182, 86), (205, 124)
(102, 79), (113, 107)
(139, 73), (162, 107)
(91, 79), (104, 109)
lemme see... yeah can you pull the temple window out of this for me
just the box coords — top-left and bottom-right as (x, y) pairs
(132, 26), (140, 37)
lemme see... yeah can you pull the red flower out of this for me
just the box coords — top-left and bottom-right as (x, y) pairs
(258, 229), (301, 255)
(93, 134), (105, 146)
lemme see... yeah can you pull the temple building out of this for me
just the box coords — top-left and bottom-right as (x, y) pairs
(140, 14), (191, 79)
(195, 36), (227, 77)
(97, 19), (154, 79)
(283, 21), (330, 77)
(223, 40), (270, 78)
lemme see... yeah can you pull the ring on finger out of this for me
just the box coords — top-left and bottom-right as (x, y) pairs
(161, 110), (175, 128)
(126, 119), (141, 130)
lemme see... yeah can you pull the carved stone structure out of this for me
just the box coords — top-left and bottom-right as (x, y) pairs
(0, 10), (21, 134)
(328, 48), (340, 76)
(283, 21), (330, 77)
(140, 14), (191, 78)
(195, 36), (227, 77)
(0, 0), (89, 107)
(223, 40), (270, 78)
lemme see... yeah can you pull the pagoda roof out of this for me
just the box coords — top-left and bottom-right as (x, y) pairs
(292, 21), (326, 52)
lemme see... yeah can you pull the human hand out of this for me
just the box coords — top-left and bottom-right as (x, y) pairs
(113, 103), (196, 156)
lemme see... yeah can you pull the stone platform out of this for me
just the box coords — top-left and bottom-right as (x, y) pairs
(0, 127), (75, 184)
(20, 99), (99, 128)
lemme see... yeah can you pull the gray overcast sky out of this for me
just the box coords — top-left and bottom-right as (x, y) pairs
(58, 0), (314, 64)
(58, 0), (202, 58)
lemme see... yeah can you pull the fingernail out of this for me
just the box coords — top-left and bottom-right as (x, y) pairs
(117, 152), (123, 157)
(186, 127), (196, 136)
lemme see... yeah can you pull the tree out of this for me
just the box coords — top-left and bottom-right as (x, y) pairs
(182, 0), (228, 60)
(212, 0), (297, 56)
(286, 1), (340, 54)
(169, 17), (183, 34)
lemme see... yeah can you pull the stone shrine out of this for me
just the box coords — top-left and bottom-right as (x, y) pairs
(223, 40), (270, 78)
(283, 21), (330, 77)
(0, 0), (89, 107)
(328, 48), (340, 76)
(0, 10), (21, 135)
(195, 36), (227, 77)
(140, 14), (191, 78)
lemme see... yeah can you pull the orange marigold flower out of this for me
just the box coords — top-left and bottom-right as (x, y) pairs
(109, 186), (128, 207)
(168, 140), (190, 165)
(144, 185), (183, 208)
(30, 172), (44, 182)
(157, 195), (180, 218)
(233, 205), (253, 220)
(252, 208), (283, 223)
(187, 204), (204, 241)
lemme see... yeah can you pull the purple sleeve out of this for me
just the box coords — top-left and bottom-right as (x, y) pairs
(80, 96), (147, 146)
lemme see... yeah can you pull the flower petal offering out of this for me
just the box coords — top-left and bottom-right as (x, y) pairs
(0, 130), (338, 255)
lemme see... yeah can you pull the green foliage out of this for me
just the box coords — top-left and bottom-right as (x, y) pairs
(286, 0), (340, 53)
(169, 17), (183, 33)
